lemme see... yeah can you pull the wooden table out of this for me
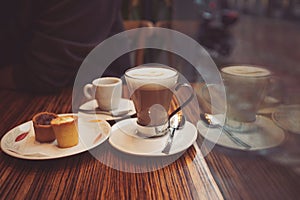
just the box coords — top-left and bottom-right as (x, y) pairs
(0, 85), (300, 200)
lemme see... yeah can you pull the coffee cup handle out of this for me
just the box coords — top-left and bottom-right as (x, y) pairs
(83, 84), (94, 100)
(263, 77), (284, 106)
(201, 84), (215, 106)
(168, 83), (194, 120)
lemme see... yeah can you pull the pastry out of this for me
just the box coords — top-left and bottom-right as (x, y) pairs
(51, 115), (79, 148)
(32, 112), (58, 143)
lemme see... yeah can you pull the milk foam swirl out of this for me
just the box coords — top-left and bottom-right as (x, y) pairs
(125, 67), (178, 89)
(126, 67), (177, 79)
(221, 66), (270, 77)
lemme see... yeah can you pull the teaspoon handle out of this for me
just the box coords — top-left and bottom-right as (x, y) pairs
(162, 128), (176, 154)
(217, 124), (252, 149)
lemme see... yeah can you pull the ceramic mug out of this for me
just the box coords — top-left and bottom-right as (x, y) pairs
(83, 77), (122, 111)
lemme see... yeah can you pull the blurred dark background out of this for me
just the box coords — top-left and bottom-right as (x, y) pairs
(121, 0), (300, 98)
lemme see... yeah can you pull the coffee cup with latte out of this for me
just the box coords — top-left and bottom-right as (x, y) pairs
(221, 65), (271, 132)
(125, 65), (193, 138)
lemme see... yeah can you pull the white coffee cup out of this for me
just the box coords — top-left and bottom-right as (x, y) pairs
(83, 77), (122, 111)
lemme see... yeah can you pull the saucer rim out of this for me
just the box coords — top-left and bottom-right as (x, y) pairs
(78, 99), (136, 121)
(108, 118), (198, 156)
(197, 115), (285, 151)
(272, 104), (300, 134)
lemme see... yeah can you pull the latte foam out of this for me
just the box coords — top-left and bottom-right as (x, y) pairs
(125, 66), (178, 88)
(126, 67), (177, 79)
(221, 66), (270, 77)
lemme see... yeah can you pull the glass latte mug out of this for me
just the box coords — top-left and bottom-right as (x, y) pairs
(125, 65), (193, 138)
(221, 65), (271, 132)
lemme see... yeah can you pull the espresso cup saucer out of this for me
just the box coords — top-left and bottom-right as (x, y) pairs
(197, 115), (285, 151)
(78, 99), (136, 121)
(109, 118), (198, 156)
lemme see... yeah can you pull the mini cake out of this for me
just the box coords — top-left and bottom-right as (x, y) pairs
(32, 112), (58, 143)
(51, 115), (79, 148)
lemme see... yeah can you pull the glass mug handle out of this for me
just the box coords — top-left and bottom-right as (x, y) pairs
(168, 83), (194, 121)
(200, 83), (227, 114)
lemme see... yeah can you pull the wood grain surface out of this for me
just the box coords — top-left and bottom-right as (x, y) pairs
(0, 87), (222, 200)
(0, 84), (300, 199)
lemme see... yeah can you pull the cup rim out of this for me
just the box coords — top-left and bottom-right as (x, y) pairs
(221, 65), (271, 78)
(92, 77), (121, 86)
(124, 65), (178, 80)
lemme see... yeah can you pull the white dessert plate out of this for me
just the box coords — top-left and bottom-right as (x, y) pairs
(0, 114), (111, 160)
(272, 104), (300, 134)
(79, 99), (136, 121)
(109, 118), (198, 156)
(197, 115), (285, 151)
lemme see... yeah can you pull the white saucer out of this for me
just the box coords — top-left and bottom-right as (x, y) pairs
(109, 118), (198, 156)
(197, 115), (285, 151)
(0, 114), (111, 160)
(272, 104), (300, 134)
(79, 98), (136, 121)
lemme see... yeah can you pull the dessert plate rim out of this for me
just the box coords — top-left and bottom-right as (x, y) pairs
(0, 113), (111, 160)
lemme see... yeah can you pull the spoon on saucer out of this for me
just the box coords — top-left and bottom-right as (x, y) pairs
(200, 113), (251, 149)
(162, 114), (186, 154)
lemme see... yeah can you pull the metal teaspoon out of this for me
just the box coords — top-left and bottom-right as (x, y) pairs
(162, 114), (186, 154)
(200, 113), (251, 149)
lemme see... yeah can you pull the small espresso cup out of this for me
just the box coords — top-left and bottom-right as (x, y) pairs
(221, 65), (271, 132)
(83, 77), (122, 111)
(125, 65), (193, 137)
